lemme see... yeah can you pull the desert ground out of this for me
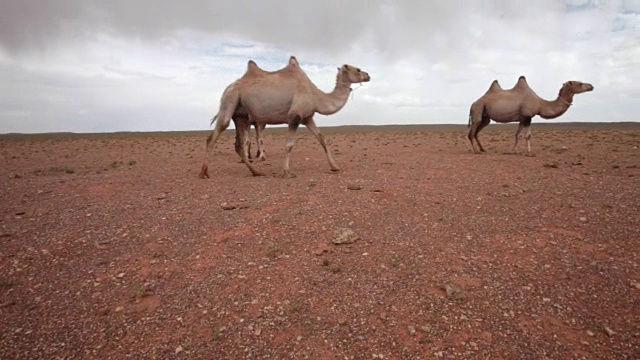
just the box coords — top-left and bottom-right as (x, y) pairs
(1, 123), (639, 359)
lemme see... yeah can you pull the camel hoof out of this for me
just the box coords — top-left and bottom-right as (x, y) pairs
(330, 167), (341, 173)
(199, 166), (209, 179)
(251, 171), (265, 177)
(283, 172), (297, 179)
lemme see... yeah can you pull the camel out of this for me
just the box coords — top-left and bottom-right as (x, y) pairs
(200, 55), (370, 178)
(468, 76), (593, 155)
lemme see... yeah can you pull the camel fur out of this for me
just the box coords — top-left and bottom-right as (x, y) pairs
(468, 76), (594, 155)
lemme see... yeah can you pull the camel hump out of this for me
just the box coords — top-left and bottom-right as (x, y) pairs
(513, 75), (529, 91)
(247, 60), (258, 69)
(486, 80), (503, 94)
(245, 60), (266, 76)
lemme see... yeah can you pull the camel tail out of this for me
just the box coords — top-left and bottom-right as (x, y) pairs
(209, 114), (218, 127)
(468, 109), (472, 128)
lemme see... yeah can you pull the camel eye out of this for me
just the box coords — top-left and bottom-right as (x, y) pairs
(356, 68), (361, 72)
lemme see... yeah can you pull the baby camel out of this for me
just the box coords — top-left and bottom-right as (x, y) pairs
(468, 76), (593, 155)
(200, 56), (370, 178)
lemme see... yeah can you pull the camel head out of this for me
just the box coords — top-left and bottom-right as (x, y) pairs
(338, 64), (371, 85)
(562, 81), (594, 95)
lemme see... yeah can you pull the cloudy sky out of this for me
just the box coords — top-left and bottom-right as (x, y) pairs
(0, 0), (638, 133)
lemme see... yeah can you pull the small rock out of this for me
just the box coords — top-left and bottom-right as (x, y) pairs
(347, 184), (363, 191)
(116, 272), (125, 278)
(115, 306), (124, 312)
(604, 326), (615, 337)
(442, 284), (465, 300)
(586, 330), (594, 337)
(420, 325), (431, 333)
(434, 351), (444, 358)
(407, 326), (416, 336)
(579, 217), (587, 222)
(175, 345), (183, 354)
(220, 202), (237, 210)
(332, 228), (359, 245)
(157, 194), (167, 200)
(220, 202), (249, 210)
(313, 244), (332, 256)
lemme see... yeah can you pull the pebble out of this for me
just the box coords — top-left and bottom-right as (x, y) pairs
(604, 326), (615, 337)
(407, 326), (416, 336)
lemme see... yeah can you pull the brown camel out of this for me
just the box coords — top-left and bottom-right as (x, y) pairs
(468, 76), (594, 155)
(200, 56), (370, 178)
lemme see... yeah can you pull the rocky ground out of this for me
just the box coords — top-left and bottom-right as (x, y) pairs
(1, 123), (639, 359)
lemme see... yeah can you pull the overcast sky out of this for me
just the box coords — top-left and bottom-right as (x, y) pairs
(0, 0), (638, 133)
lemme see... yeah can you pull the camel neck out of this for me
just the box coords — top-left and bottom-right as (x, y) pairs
(315, 73), (352, 115)
(539, 90), (573, 119)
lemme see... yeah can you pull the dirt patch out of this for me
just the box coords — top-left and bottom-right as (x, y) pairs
(0, 124), (639, 359)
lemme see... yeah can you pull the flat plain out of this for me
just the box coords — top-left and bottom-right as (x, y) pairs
(1, 123), (639, 359)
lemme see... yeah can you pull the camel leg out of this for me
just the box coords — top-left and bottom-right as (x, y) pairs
(234, 126), (242, 160)
(283, 117), (301, 178)
(303, 117), (340, 172)
(513, 117), (532, 155)
(255, 123), (267, 161)
(525, 126), (533, 156)
(467, 124), (479, 153)
(474, 117), (490, 152)
(467, 105), (484, 154)
(512, 123), (526, 154)
(236, 119), (264, 176)
(200, 113), (232, 179)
